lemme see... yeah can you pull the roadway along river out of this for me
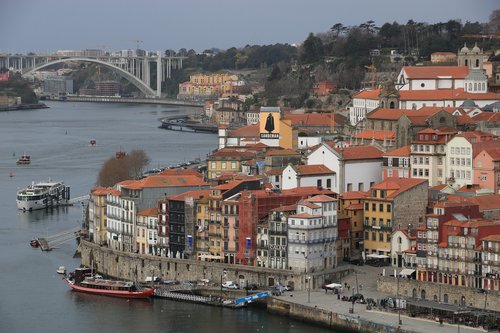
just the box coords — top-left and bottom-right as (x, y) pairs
(0, 101), (337, 333)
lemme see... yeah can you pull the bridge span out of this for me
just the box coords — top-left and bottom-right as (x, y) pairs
(0, 52), (186, 98)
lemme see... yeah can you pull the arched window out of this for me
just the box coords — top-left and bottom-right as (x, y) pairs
(444, 294), (449, 303)
(433, 295), (438, 301)
(460, 295), (466, 307)
(474, 83), (477, 91)
(475, 59), (480, 68)
(412, 288), (417, 299)
(421, 289), (426, 300)
(381, 101), (385, 108)
(465, 59), (468, 67)
(469, 83), (472, 91)
(390, 101), (395, 109)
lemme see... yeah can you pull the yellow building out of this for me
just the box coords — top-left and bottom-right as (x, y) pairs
(136, 208), (154, 255)
(89, 187), (118, 246)
(178, 73), (239, 98)
(206, 147), (256, 180)
(195, 195), (210, 260)
(363, 178), (428, 256)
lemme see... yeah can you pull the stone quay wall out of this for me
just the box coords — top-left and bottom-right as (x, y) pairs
(267, 298), (414, 333)
(377, 276), (500, 310)
(79, 241), (350, 290)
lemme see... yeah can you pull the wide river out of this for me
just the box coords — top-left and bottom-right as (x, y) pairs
(0, 101), (336, 333)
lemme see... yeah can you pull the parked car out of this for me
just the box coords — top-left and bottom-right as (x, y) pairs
(222, 281), (239, 289)
(144, 276), (162, 283)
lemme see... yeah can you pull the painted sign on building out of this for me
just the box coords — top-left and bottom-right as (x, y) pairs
(259, 107), (280, 139)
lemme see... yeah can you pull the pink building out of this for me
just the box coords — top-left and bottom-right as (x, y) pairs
(474, 147), (500, 194)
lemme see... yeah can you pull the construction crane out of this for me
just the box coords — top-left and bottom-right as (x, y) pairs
(131, 39), (143, 50)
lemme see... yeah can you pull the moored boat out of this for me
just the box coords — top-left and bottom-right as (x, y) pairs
(16, 180), (69, 211)
(64, 267), (154, 299)
(57, 266), (66, 274)
(30, 238), (40, 248)
(16, 153), (31, 165)
(89, 139), (96, 147)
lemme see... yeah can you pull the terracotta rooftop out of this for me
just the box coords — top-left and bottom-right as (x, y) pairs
(137, 207), (158, 216)
(481, 234), (500, 242)
(400, 89), (500, 101)
(345, 203), (364, 210)
(306, 194), (337, 202)
(430, 184), (449, 191)
(478, 147), (500, 161)
(332, 145), (384, 160)
(265, 167), (285, 176)
(91, 187), (118, 196)
(354, 130), (396, 141)
(341, 191), (369, 200)
(121, 174), (207, 190)
(167, 189), (212, 201)
(384, 145), (411, 157)
(297, 164), (335, 176)
(353, 89), (380, 99)
(298, 200), (321, 209)
(282, 113), (333, 127)
(271, 204), (297, 212)
(228, 124), (259, 137)
(446, 194), (500, 211)
(471, 112), (500, 122)
(370, 177), (428, 198)
(403, 66), (468, 79)
(444, 218), (500, 228)
(265, 148), (301, 156)
(472, 141), (500, 157)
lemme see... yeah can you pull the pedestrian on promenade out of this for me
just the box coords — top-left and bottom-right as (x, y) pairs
(344, 282), (347, 288)
(347, 285), (351, 292)
(359, 284), (363, 290)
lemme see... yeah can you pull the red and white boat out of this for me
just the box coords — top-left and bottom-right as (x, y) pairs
(64, 267), (155, 299)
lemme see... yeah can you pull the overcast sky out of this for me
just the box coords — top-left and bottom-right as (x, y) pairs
(0, 0), (497, 54)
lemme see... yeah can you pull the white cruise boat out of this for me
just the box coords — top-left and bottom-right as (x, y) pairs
(16, 180), (69, 211)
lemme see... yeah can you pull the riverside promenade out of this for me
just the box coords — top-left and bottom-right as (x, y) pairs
(277, 264), (488, 333)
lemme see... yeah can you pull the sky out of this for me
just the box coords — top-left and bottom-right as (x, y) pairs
(0, 0), (497, 54)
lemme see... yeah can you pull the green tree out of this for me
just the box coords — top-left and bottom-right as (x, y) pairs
(300, 33), (324, 64)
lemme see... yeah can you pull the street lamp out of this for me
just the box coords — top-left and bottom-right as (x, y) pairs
(220, 269), (227, 300)
(306, 275), (311, 303)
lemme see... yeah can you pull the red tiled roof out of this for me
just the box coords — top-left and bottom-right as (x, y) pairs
(265, 148), (300, 156)
(345, 203), (364, 210)
(341, 191), (369, 200)
(481, 234), (500, 242)
(265, 167), (284, 176)
(430, 184), (449, 191)
(297, 164), (335, 176)
(298, 200), (321, 209)
(447, 194), (500, 211)
(332, 145), (384, 160)
(306, 194), (337, 202)
(471, 112), (500, 122)
(354, 130), (396, 141)
(210, 148), (256, 159)
(472, 141), (500, 157)
(384, 145), (411, 157)
(400, 89), (500, 101)
(403, 66), (468, 79)
(167, 189), (212, 201)
(480, 147), (500, 161)
(271, 204), (297, 212)
(282, 113), (333, 127)
(228, 124), (259, 137)
(444, 218), (500, 228)
(353, 89), (380, 99)
(137, 207), (158, 216)
(121, 174), (207, 190)
(370, 177), (427, 198)
(91, 187), (117, 196)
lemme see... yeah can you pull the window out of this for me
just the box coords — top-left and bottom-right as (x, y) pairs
(387, 204), (391, 213)
(379, 204), (384, 212)
(347, 183), (352, 191)
(372, 203), (376, 211)
(388, 169), (393, 177)
(231, 162), (237, 169)
(221, 162), (226, 169)
(365, 203), (369, 211)
(379, 233), (384, 241)
(211, 161), (216, 169)
(372, 233), (376, 241)
(365, 232), (369, 240)
(413, 169), (418, 176)
(317, 179), (322, 187)
(326, 179), (331, 188)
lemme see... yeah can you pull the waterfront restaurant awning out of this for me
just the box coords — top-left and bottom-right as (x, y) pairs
(325, 283), (342, 289)
(366, 254), (390, 259)
(399, 269), (416, 277)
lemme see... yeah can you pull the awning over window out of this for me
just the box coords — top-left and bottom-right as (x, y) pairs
(399, 268), (416, 277)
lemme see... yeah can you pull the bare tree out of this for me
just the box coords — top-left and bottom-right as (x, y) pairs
(96, 149), (150, 187)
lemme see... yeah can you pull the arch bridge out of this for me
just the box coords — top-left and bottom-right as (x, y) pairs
(0, 52), (186, 97)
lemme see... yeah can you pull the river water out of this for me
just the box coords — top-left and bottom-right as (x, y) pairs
(0, 101), (336, 333)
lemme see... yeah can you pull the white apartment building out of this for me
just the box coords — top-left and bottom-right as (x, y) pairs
(287, 195), (338, 273)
